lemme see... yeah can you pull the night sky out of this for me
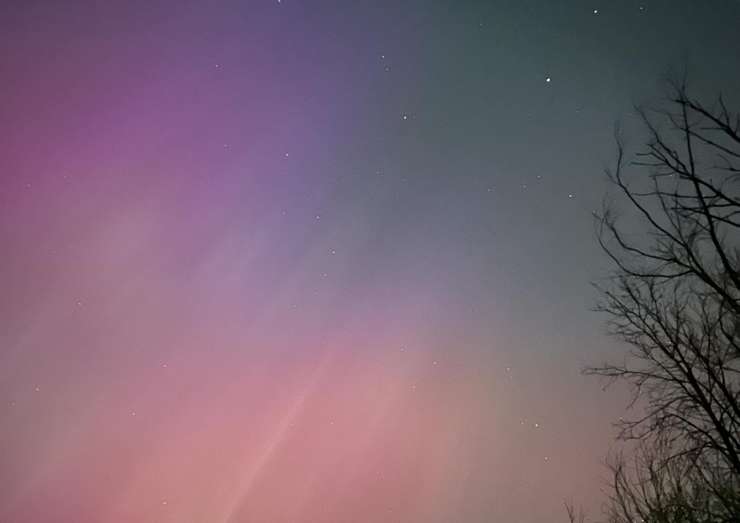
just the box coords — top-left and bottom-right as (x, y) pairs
(2, 1), (740, 522)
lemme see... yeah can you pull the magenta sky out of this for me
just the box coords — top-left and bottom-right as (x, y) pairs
(2, 1), (739, 522)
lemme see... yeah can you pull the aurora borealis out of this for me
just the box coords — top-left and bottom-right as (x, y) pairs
(2, 1), (740, 522)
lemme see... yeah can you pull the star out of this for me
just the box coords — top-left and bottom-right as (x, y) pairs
(593, 9), (599, 15)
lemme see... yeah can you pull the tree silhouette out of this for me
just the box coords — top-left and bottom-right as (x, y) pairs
(583, 78), (740, 522)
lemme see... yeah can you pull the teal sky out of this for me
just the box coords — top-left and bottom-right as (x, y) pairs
(1, 1), (739, 521)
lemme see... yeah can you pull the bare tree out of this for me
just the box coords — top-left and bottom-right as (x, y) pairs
(566, 500), (588, 523)
(585, 78), (740, 522)
(603, 436), (733, 523)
